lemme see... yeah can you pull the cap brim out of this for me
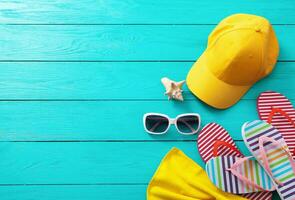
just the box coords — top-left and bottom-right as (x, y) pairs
(186, 54), (251, 109)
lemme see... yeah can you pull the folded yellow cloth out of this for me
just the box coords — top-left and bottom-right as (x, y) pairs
(147, 148), (246, 200)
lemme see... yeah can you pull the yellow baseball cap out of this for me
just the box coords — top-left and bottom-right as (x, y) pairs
(186, 14), (279, 109)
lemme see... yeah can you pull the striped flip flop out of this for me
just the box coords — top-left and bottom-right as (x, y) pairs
(198, 123), (272, 200)
(206, 156), (274, 194)
(198, 123), (242, 163)
(242, 120), (295, 200)
(257, 91), (295, 158)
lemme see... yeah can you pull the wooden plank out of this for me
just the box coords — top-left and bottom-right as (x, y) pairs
(0, 141), (250, 184)
(0, 185), (146, 200)
(0, 185), (281, 200)
(0, 62), (293, 100)
(0, 25), (293, 61)
(1, 100), (291, 141)
(0, 1), (294, 24)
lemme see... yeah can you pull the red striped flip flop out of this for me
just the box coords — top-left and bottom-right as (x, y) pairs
(197, 123), (272, 200)
(257, 91), (295, 158)
(197, 123), (242, 163)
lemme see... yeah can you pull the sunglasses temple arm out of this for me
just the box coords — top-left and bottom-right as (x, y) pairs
(178, 119), (196, 132)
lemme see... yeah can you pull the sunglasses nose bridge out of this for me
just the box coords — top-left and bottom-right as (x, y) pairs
(169, 118), (176, 125)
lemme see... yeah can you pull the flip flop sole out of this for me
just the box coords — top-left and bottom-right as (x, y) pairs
(206, 156), (274, 194)
(257, 91), (295, 158)
(198, 123), (272, 200)
(242, 120), (295, 200)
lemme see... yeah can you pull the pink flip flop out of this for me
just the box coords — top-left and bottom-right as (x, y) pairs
(198, 123), (272, 200)
(257, 91), (295, 158)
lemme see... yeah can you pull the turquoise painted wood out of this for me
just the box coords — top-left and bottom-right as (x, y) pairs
(0, 25), (294, 61)
(0, 141), (280, 199)
(0, 1), (291, 200)
(0, 185), (146, 200)
(0, 141), (250, 184)
(0, 100), (294, 142)
(0, 100), (250, 141)
(0, 0), (293, 24)
(0, 62), (293, 100)
(0, 185), (280, 200)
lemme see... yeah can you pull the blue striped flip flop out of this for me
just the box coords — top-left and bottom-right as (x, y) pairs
(206, 156), (274, 194)
(242, 120), (295, 200)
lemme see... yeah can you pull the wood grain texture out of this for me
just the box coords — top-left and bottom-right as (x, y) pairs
(0, 141), (252, 184)
(0, 62), (293, 100)
(0, 185), (146, 200)
(0, 142), (280, 200)
(0, 0), (294, 24)
(0, 25), (294, 61)
(1, 100), (294, 141)
(0, 1), (291, 200)
(0, 185), (281, 200)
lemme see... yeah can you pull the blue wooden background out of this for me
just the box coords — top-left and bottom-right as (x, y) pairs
(0, 1), (294, 199)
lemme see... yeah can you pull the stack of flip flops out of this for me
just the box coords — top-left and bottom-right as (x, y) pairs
(198, 91), (295, 200)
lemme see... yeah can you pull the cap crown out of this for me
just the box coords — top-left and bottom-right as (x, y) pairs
(205, 14), (279, 86)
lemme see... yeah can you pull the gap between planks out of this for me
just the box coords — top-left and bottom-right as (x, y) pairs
(2, 23), (295, 26)
(0, 139), (244, 143)
(0, 60), (293, 62)
(0, 183), (147, 186)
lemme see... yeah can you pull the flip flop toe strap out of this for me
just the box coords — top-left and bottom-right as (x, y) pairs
(258, 135), (295, 186)
(227, 156), (275, 191)
(267, 107), (295, 127)
(212, 140), (242, 157)
(267, 107), (295, 156)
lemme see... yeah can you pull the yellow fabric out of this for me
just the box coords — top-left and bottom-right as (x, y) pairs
(147, 148), (247, 200)
(186, 13), (279, 109)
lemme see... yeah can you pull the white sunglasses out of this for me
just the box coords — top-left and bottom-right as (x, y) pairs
(143, 113), (201, 135)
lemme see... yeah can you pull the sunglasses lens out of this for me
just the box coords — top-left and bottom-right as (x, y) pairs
(145, 115), (169, 134)
(176, 115), (200, 134)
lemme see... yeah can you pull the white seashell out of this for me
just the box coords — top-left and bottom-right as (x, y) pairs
(161, 77), (185, 101)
